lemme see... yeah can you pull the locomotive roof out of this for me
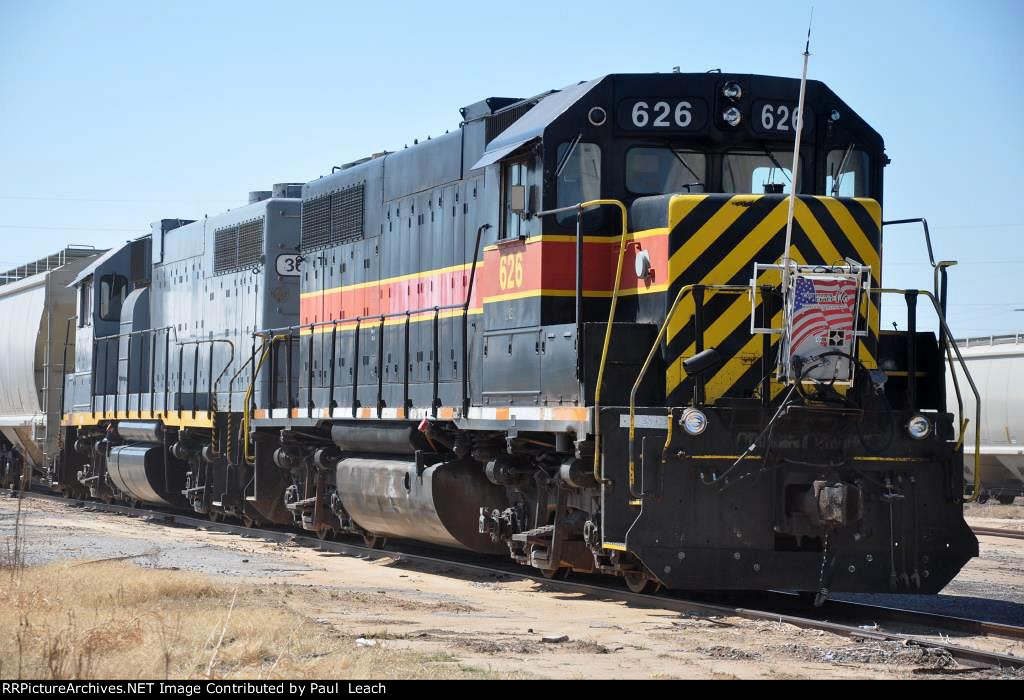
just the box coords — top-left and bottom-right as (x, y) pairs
(471, 71), (879, 170)
(473, 77), (602, 169)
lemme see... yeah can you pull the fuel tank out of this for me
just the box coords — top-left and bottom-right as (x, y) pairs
(116, 421), (164, 443)
(108, 444), (186, 506)
(335, 457), (508, 553)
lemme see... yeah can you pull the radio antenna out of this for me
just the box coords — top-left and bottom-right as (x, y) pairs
(780, 8), (813, 298)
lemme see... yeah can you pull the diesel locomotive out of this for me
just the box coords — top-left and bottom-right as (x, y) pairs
(16, 72), (981, 597)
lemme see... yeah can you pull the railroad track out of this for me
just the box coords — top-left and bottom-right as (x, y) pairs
(9, 489), (1024, 673)
(972, 526), (1024, 541)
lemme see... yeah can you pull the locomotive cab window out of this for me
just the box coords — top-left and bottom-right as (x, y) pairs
(78, 280), (92, 327)
(826, 148), (871, 197)
(555, 142), (601, 224)
(98, 273), (128, 322)
(502, 159), (530, 240)
(626, 146), (706, 195)
(723, 150), (803, 195)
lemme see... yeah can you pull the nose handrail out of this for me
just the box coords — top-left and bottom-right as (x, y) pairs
(627, 284), (748, 498)
(871, 288), (982, 504)
(625, 284), (981, 505)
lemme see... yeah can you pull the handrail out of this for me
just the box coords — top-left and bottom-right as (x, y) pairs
(871, 288), (982, 504)
(580, 199), (630, 484)
(258, 302), (469, 338)
(625, 285), (980, 504)
(627, 284), (747, 498)
(535, 198), (633, 483)
(254, 223), (482, 422)
(243, 334), (288, 463)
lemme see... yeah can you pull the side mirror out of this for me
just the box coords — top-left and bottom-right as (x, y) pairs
(508, 185), (528, 215)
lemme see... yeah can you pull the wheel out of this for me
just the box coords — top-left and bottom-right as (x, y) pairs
(977, 493), (990, 504)
(316, 526), (335, 541)
(623, 570), (661, 594)
(362, 533), (382, 549)
(997, 495), (1017, 506)
(208, 510), (223, 523)
(241, 515), (259, 529)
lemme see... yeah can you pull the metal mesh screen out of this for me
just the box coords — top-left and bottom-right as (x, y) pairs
(302, 183), (364, 251)
(213, 227), (238, 274)
(330, 184), (364, 244)
(237, 218), (264, 268)
(486, 101), (536, 143)
(301, 193), (331, 250)
(214, 217), (265, 274)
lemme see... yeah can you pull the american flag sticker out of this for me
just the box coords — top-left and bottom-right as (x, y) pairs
(789, 275), (859, 360)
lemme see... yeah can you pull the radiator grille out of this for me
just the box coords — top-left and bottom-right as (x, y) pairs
(213, 227), (237, 274)
(237, 219), (264, 269)
(214, 217), (265, 274)
(301, 183), (365, 251)
(331, 184), (365, 244)
(486, 101), (536, 143)
(301, 193), (332, 250)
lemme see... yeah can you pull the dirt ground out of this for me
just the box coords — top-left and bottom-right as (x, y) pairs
(1, 495), (1023, 680)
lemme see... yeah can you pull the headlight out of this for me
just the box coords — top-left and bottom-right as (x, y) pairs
(722, 81), (742, 101)
(722, 107), (742, 127)
(907, 415), (931, 440)
(680, 408), (709, 436)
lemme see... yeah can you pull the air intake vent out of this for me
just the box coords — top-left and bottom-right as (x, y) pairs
(301, 183), (365, 251)
(237, 219), (264, 268)
(486, 101), (537, 143)
(214, 217), (265, 274)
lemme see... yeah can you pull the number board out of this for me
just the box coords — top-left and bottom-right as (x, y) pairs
(617, 98), (709, 132)
(751, 101), (814, 136)
(276, 254), (302, 276)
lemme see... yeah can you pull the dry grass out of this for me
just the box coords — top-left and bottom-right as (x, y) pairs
(0, 561), (512, 680)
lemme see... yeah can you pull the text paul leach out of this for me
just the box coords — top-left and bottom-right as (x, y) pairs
(1, 682), (387, 695)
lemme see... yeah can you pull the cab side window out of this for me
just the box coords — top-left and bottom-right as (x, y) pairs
(79, 281), (92, 327)
(99, 274), (128, 322)
(501, 160), (530, 240)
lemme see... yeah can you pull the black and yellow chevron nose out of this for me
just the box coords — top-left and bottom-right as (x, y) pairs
(663, 193), (882, 405)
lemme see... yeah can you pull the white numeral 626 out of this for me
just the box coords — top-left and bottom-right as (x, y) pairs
(632, 100), (692, 128)
(760, 103), (801, 132)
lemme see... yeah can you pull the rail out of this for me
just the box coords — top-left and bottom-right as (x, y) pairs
(19, 488), (1024, 672)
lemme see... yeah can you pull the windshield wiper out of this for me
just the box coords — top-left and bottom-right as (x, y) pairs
(663, 142), (706, 191)
(830, 143), (855, 197)
(759, 143), (792, 183)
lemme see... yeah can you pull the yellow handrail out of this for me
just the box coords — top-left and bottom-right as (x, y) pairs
(626, 285), (747, 497)
(583, 199), (630, 484)
(243, 334), (288, 464)
(624, 285), (979, 504)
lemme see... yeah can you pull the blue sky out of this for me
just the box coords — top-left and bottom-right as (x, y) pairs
(1, 0), (1021, 336)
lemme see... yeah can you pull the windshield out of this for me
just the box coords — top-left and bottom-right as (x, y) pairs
(826, 148), (871, 197)
(625, 146), (706, 195)
(556, 142), (602, 223)
(723, 150), (803, 194)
